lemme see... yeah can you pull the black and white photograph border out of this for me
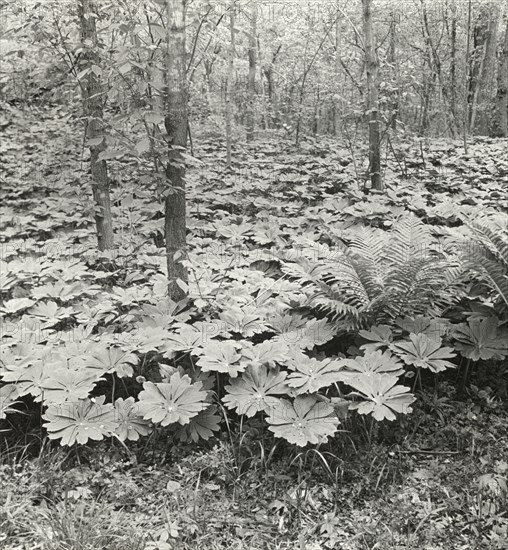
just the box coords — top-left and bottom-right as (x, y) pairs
(1, 1), (508, 549)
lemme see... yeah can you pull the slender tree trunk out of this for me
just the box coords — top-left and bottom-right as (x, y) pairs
(144, 5), (165, 116)
(420, 74), (432, 135)
(313, 86), (320, 135)
(204, 61), (212, 117)
(495, 21), (508, 137)
(295, 33), (311, 146)
(463, 0), (472, 152)
(477, 5), (501, 134)
(263, 44), (281, 129)
(334, 17), (342, 136)
(449, 2), (457, 132)
(78, 0), (114, 251)
(421, 0), (453, 135)
(264, 66), (274, 127)
(295, 19), (337, 145)
(246, 5), (257, 142)
(469, 4), (500, 134)
(362, 0), (382, 190)
(388, 11), (399, 131)
(225, 7), (234, 167)
(165, 0), (188, 301)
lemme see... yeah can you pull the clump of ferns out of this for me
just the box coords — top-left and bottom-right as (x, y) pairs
(280, 215), (466, 332)
(462, 214), (508, 316)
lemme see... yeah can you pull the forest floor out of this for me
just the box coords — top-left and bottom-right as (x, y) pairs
(1, 102), (508, 550)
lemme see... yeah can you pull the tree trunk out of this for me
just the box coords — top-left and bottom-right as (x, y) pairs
(388, 11), (399, 131)
(463, 0), (472, 152)
(225, 7), (235, 167)
(78, 0), (114, 251)
(470, 4), (501, 134)
(495, 21), (508, 137)
(477, 5), (501, 134)
(449, 2), (457, 132)
(362, 0), (382, 190)
(334, 17), (342, 136)
(263, 44), (281, 129)
(421, 0), (453, 135)
(165, 0), (188, 301)
(264, 66), (274, 128)
(246, 6), (257, 142)
(313, 86), (320, 135)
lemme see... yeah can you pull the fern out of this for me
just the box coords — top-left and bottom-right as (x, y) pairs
(465, 216), (508, 307)
(281, 215), (464, 328)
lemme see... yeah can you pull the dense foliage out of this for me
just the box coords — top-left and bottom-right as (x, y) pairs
(0, 1), (507, 548)
(1, 104), (507, 449)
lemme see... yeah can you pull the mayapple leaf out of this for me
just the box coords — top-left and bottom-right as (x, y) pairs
(347, 374), (415, 421)
(452, 317), (508, 361)
(161, 324), (203, 358)
(359, 324), (393, 351)
(336, 349), (404, 381)
(85, 346), (138, 378)
(176, 404), (221, 442)
(239, 339), (289, 368)
(223, 365), (290, 417)
(137, 373), (207, 427)
(0, 384), (21, 419)
(392, 333), (456, 372)
(41, 368), (102, 404)
(196, 340), (244, 377)
(43, 396), (117, 446)
(287, 356), (343, 395)
(395, 316), (449, 340)
(266, 395), (339, 447)
(1, 360), (51, 401)
(113, 397), (152, 441)
(0, 298), (35, 314)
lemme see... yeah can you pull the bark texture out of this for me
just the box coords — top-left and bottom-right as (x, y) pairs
(246, 6), (257, 141)
(165, 0), (188, 301)
(495, 20), (508, 137)
(78, 0), (114, 251)
(362, 0), (382, 190)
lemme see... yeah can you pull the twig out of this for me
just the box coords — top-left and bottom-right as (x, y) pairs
(396, 449), (461, 455)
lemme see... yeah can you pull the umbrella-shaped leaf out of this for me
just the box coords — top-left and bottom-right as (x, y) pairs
(196, 341), (244, 377)
(176, 405), (221, 442)
(85, 346), (138, 378)
(161, 324), (204, 358)
(41, 368), (102, 404)
(359, 325), (393, 351)
(452, 318), (508, 361)
(43, 396), (117, 446)
(0, 384), (21, 419)
(266, 395), (339, 446)
(113, 397), (152, 441)
(336, 349), (404, 382)
(1, 360), (52, 401)
(219, 305), (266, 336)
(240, 340), (289, 368)
(392, 334), (456, 372)
(223, 365), (290, 417)
(395, 316), (449, 340)
(287, 356), (343, 395)
(30, 301), (74, 328)
(274, 318), (336, 350)
(347, 374), (415, 421)
(137, 373), (207, 426)
(0, 298), (35, 315)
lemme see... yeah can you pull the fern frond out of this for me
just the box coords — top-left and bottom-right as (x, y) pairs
(281, 215), (466, 326)
(385, 215), (432, 268)
(466, 216), (508, 306)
